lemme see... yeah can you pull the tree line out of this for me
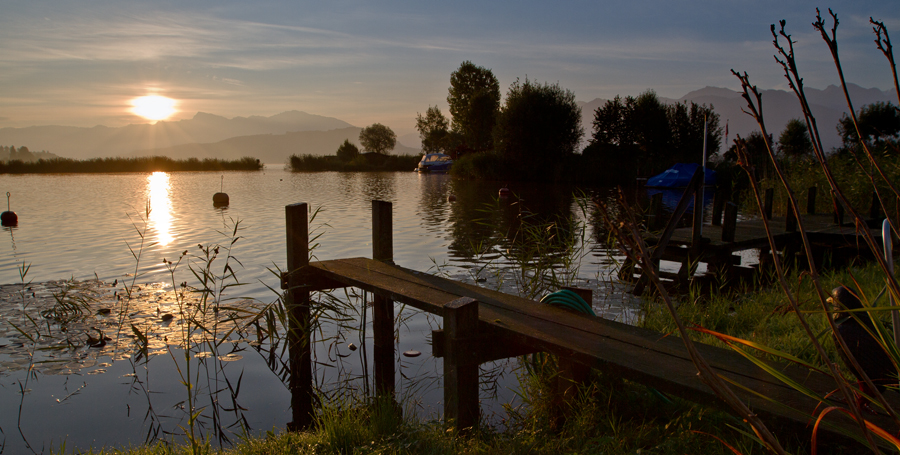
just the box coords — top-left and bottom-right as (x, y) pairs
(1, 145), (59, 163)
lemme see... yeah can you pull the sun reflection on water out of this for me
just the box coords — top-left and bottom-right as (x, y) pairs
(147, 172), (174, 246)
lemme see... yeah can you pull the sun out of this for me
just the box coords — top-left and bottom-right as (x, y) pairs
(131, 95), (177, 121)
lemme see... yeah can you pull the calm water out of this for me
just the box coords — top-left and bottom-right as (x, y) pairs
(0, 168), (639, 453)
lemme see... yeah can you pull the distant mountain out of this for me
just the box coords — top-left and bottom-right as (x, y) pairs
(577, 83), (898, 153)
(0, 111), (353, 159)
(133, 127), (421, 164)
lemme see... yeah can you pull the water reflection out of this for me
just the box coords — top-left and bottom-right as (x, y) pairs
(147, 172), (174, 246)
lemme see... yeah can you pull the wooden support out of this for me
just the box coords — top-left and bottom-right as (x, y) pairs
(807, 187), (816, 215)
(554, 287), (592, 429)
(431, 328), (536, 362)
(722, 202), (738, 243)
(691, 182), (704, 246)
(786, 207), (797, 233)
(443, 297), (480, 432)
(834, 198), (845, 226)
(648, 193), (663, 230)
(372, 200), (395, 397)
(764, 188), (774, 220)
(870, 191), (881, 221)
(285, 203), (313, 431)
(711, 188), (726, 226)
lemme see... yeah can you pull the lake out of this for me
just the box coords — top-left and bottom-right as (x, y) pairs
(0, 168), (641, 452)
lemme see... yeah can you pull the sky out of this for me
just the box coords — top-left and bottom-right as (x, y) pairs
(1, 0), (898, 139)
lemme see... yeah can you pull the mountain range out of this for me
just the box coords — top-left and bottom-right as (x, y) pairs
(0, 83), (895, 164)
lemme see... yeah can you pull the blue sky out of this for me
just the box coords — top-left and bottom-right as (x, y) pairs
(1, 0), (898, 138)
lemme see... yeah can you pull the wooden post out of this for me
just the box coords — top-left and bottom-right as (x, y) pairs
(692, 178), (704, 246)
(722, 202), (738, 243)
(764, 188), (774, 220)
(834, 199), (845, 226)
(554, 288), (591, 429)
(870, 191), (881, 221)
(711, 188), (726, 226)
(785, 207), (797, 232)
(443, 297), (480, 432)
(285, 203), (313, 431)
(372, 200), (395, 397)
(806, 187), (816, 215)
(648, 193), (663, 230)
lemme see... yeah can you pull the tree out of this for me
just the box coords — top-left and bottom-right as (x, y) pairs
(447, 61), (501, 151)
(666, 101), (722, 164)
(359, 123), (397, 155)
(415, 106), (450, 153)
(724, 131), (774, 180)
(838, 101), (900, 146)
(778, 118), (813, 159)
(493, 78), (582, 171)
(335, 139), (360, 161)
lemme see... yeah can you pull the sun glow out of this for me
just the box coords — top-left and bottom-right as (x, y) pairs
(131, 95), (177, 121)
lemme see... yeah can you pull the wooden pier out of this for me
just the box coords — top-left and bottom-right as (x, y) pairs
(630, 169), (884, 289)
(281, 200), (895, 445)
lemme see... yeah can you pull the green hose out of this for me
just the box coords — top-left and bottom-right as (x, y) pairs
(540, 289), (595, 316)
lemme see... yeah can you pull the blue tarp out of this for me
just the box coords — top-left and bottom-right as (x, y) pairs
(645, 163), (716, 188)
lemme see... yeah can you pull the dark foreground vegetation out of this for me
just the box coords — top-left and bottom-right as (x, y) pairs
(288, 152), (419, 172)
(0, 156), (264, 173)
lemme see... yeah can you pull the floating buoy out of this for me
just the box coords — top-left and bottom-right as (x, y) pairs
(498, 185), (511, 198)
(1, 192), (17, 227)
(213, 176), (229, 207)
(402, 350), (421, 358)
(348, 342), (358, 351)
(447, 194), (457, 202)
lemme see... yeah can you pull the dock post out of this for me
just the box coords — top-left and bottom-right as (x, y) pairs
(806, 187), (816, 215)
(711, 188), (726, 226)
(372, 200), (396, 397)
(285, 203), (313, 431)
(786, 206), (797, 232)
(648, 193), (663, 230)
(764, 188), (774, 220)
(722, 202), (737, 243)
(443, 297), (480, 432)
(555, 288), (592, 429)
(870, 191), (882, 220)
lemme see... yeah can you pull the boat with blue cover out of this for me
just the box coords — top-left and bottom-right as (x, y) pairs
(645, 163), (716, 188)
(416, 153), (453, 173)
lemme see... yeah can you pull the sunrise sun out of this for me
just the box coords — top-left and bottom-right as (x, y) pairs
(131, 95), (177, 121)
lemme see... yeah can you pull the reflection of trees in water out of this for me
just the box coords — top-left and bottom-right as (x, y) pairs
(360, 172), (397, 203)
(416, 174), (453, 233)
(445, 181), (582, 276)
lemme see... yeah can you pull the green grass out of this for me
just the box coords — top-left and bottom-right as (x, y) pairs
(288, 153), (420, 172)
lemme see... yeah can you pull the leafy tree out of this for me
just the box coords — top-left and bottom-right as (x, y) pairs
(335, 139), (360, 161)
(778, 118), (813, 159)
(493, 78), (582, 174)
(359, 123), (397, 155)
(838, 101), (900, 146)
(415, 106), (450, 153)
(447, 61), (500, 151)
(724, 131), (774, 181)
(667, 101), (721, 164)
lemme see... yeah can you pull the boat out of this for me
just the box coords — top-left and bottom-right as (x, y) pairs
(416, 153), (453, 173)
(645, 163), (716, 188)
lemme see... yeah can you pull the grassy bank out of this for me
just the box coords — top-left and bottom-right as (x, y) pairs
(0, 156), (264, 173)
(289, 153), (420, 172)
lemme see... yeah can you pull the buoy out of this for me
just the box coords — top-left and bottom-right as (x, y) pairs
(1, 192), (17, 227)
(447, 194), (457, 202)
(402, 350), (421, 358)
(213, 176), (229, 207)
(498, 185), (511, 198)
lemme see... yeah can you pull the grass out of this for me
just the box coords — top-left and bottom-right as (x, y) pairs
(288, 153), (420, 172)
(0, 156), (264, 173)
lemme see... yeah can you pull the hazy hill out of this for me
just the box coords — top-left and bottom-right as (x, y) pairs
(133, 127), (421, 165)
(577, 83), (898, 154)
(0, 111), (353, 159)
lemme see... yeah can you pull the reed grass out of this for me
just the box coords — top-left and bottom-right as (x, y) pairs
(0, 156), (263, 173)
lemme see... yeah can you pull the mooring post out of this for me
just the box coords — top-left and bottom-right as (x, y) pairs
(372, 200), (396, 398)
(285, 202), (313, 431)
(648, 193), (663, 230)
(554, 288), (592, 430)
(722, 202), (738, 243)
(870, 191), (882, 221)
(807, 187), (817, 215)
(764, 188), (774, 220)
(711, 187), (726, 227)
(443, 297), (480, 432)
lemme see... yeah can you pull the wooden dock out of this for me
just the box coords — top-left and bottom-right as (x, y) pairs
(630, 170), (884, 289)
(281, 200), (896, 447)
